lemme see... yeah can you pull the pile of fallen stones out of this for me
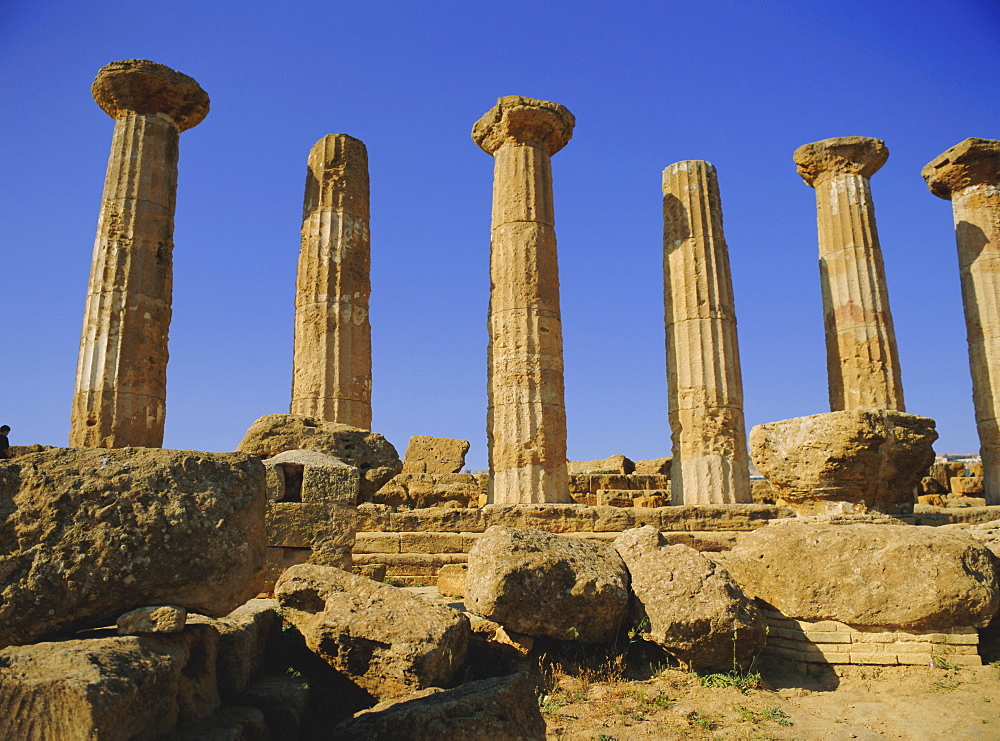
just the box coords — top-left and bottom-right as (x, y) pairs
(4, 442), (1000, 739)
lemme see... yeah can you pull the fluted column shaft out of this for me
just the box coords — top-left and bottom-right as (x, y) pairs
(71, 60), (208, 448)
(291, 134), (372, 429)
(662, 161), (751, 504)
(71, 113), (178, 448)
(795, 136), (904, 412)
(473, 96), (574, 504)
(923, 138), (1000, 504)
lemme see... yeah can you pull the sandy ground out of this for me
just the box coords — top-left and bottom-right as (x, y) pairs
(541, 660), (1000, 740)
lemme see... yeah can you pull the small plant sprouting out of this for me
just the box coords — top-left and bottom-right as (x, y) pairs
(689, 711), (717, 730)
(930, 648), (963, 673)
(383, 577), (403, 587)
(739, 706), (793, 727)
(697, 629), (763, 694)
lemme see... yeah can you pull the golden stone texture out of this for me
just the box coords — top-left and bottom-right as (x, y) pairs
(662, 161), (751, 504)
(70, 60), (208, 448)
(291, 134), (372, 428)
(923, 137), (1000, 504)
(794, 136), (904, 412)
(473, 97), (574, 504)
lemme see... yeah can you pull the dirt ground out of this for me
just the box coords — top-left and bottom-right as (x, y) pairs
(540, 659), (1000, 740)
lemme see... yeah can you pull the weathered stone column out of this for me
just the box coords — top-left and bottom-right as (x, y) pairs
(794, 136), (905, 412)
(662, 160), (751, 504)
(472, 96), (574, 504)
(70, 60), (208, 448)
(923, 138), (1000, 504)
(290, 134), (372, 429)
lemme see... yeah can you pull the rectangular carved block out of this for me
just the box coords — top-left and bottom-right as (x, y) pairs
(302, 465), (361, 504)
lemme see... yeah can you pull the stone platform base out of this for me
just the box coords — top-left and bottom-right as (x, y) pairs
(760, 606), (981, 668)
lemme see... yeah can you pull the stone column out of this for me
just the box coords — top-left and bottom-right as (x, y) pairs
(70, 60), (208, 448)
(923, 138), (1000, 504)
(662, 160), (751, 504)
(291, 134), (372, 429)
(472, 96), (574, 504)
(793, 136), (905, 412)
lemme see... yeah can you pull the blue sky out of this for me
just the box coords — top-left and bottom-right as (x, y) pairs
(1, 1), (997, 470)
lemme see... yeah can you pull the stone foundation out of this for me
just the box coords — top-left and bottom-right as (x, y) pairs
(760, 605), (982, 668)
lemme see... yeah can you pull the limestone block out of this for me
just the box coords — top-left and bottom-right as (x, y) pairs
(727, 523), (1000, 630)
(352, 553), (467, 577)
(750, 479), (775, 504)
(612, 525), (666, 570)
(402, 436), (471, 474)
(302, 463), (361, 504)
(117, 605), (187, 635)
(634, 494), (668, 508)
(400, 532), (465, 553)
(276, 564), (470, 699)
(238, 414), (401, 500)
(929, 461), (967, 491)
(330, 672), (544, 741)
(750, 409), (938, 513)
(0, 448), (266, 649)
(918, 494), (947, 507)
(0, 630), (219, 740)
(436, 564), (468, 598)
(634, 457), (672, 475)
(971, 461), (985, 478)
(355, 563), (387, 582)
(355, 532), (401, 553)
(372, 472), (484, 508)
(947, 495), (987, 508)
(920, 475), (947, 495)
(626, 544), (764, 671)
(265, 501), (356, 550)
(952, 476), (985, 495)
(262, 547), (311, 593)
(568, 454), (635, 474)
(465, 526), (630, 642)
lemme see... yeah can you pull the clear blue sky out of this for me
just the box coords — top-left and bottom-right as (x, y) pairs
(1, 1), (997, 470)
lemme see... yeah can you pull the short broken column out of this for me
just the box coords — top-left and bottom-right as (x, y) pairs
(922, 138), (1000, 505)
(793, 136), (905, 412)
(472, 96), (574, 503)
(70, 60), (209, 448)
(291, 134), (373, 429)
(662, 160), (751, 504)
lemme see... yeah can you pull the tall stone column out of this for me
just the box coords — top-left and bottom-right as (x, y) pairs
(70, 60), (208, 448)
(472, 96), (574, 504)
(291, 134), (372, 429)
(794, 136), (905, 412)
(662, 160), (751, 504)
(923, 138), (1000, 504)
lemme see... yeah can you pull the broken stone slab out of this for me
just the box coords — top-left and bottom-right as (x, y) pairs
(953, 476), (985, 495)
(276, 564), (470, 699)
(373, 472), (485, 508)
(612, 525), (666, 570)
(238, 414), (401, 500)
(187, 598), (281, 699)
(465, 526), (630, 642)
(726, 522), (1000, 630)
(401, 435), (471, 474)
(0, 627), (220, 740)
(627, 544), (764, 671)
(568, 454), (635, 475)
(634, 457), (671, 475)
(749, 409), (938, 513)
(330, 672), (544, 741)
(0, 447), (266, 649)
(118, 605), (187, 635)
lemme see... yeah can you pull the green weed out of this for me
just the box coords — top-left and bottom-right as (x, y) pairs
(738, 706), (792, 726)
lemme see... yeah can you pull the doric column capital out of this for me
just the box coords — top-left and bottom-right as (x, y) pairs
(472, 96), (574, 156)
(793, 136), (888, 187)
(922, 137), (1000, 200)
(92, 59), (209, 132)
